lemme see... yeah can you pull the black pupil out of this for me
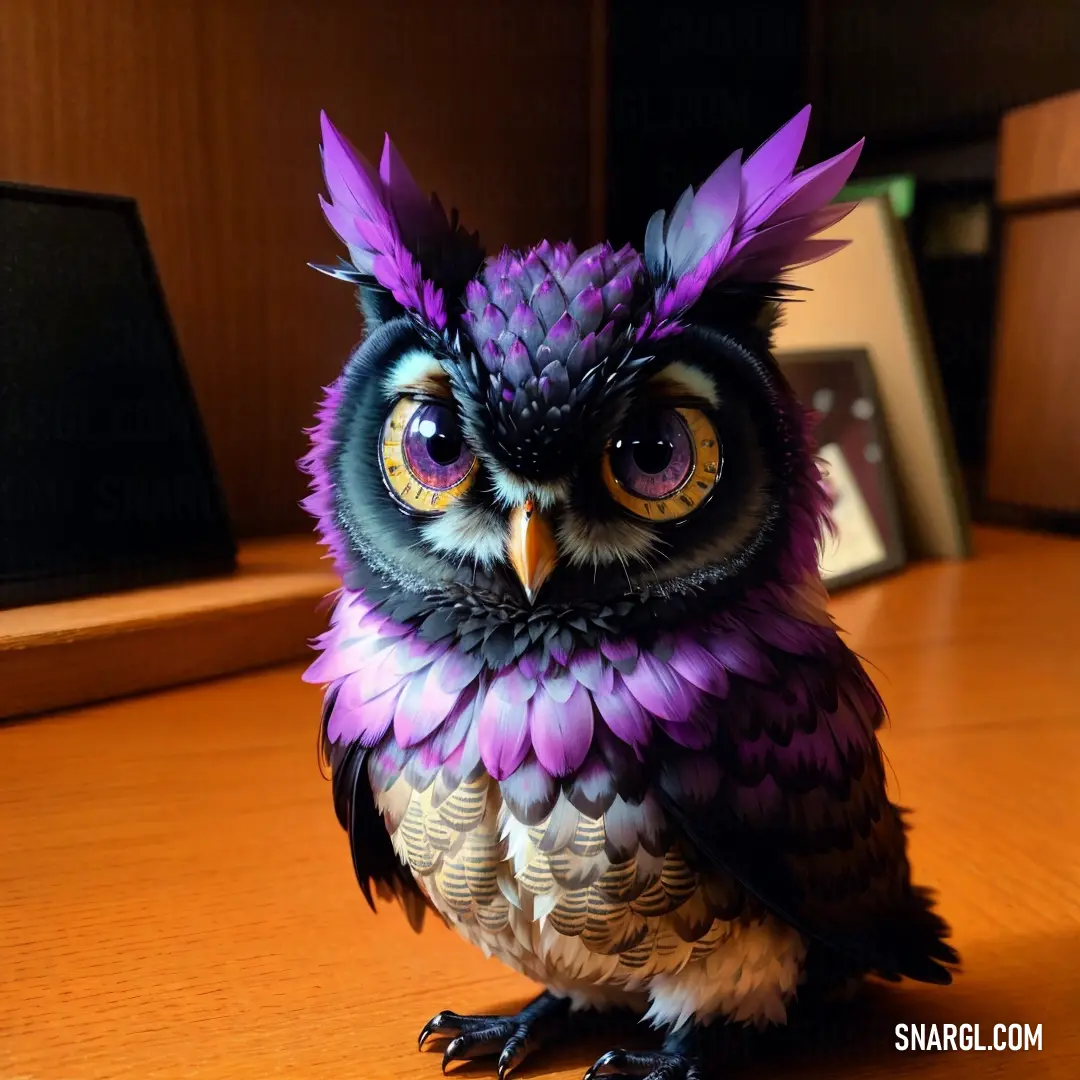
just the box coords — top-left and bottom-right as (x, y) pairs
(425, 409), (462, 466)
(630, 429), (673, 474)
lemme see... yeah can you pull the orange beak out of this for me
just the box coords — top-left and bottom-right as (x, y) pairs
(507, 496), (558, 605)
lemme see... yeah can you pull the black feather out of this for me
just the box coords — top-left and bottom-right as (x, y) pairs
(324, 734), (428, 917)
(500, 757), (559, 825)
(419, 608), (458, 643)
(659, 647), (960, 987)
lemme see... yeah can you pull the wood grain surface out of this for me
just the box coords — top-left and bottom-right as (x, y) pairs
(0, 0), (593, 538)
(987, 90), (1080, 513)
(3, 528), (1079, 1079)
(998, 89), (1080, 210)
(986, 208), (1080, 513)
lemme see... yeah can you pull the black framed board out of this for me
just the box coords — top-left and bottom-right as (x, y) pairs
(0, 182), (235, 610)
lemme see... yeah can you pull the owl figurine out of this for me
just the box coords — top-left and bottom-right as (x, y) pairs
(302, 106), (957, 1080)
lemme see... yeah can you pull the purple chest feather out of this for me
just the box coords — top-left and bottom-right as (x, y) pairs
(303, 579), (878, 797)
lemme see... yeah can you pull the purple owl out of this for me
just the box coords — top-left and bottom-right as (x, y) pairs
(301, 106), (956, 1080)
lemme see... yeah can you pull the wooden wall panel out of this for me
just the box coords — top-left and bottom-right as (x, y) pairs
(986, 209), (1080, 512)
(998, 89), (1080, 209)
(0, 0), (594, 537)
(986, 91), (1080, 514)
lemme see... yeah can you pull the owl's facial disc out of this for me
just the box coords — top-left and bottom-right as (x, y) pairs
(333, 316), (787, 617)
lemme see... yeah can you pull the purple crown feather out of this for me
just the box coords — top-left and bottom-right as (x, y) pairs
(645, 105), (863, 327)
(316, 111), (483, 330)
(463, 241), (642, 401)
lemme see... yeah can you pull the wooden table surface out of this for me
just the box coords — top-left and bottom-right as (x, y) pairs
(3, 527), (1079, 1079)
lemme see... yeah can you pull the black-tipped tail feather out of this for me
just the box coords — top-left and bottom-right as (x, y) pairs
(321, 691), (430, 929)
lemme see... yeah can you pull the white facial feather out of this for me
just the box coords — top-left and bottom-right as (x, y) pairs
(648, 361), (721, 407)
(484, 463), (569, 512)
(382, 349), (444, 396)
(557, 506), (658, 570)
(419, 501), (506, 570)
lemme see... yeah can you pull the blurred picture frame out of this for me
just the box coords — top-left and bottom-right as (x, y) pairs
(779, 349), (907, 591)
(772, 196), (972, 562)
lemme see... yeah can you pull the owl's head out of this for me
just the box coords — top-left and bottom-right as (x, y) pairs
(303, 108), (862, 664)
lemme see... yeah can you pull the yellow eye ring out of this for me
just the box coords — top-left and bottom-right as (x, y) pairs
(601, 407), (721, 521)
(380, 397), (477, 514)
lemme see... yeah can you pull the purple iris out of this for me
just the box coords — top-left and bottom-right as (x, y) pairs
(404, 403), (474, 489)
(610, 409), (694, 500)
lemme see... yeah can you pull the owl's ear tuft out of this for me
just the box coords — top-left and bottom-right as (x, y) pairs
(315, 111), (484, 333)
(644, 106), (863, 330)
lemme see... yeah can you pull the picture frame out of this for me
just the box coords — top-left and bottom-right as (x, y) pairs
(772, 196), (971, 561)
(778, 348), (907, 591)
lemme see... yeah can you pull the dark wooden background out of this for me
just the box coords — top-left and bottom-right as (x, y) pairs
(0, 0), (597, 537)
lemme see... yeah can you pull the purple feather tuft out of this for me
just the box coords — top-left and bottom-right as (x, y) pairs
(530, 681), (594, 777)
(316, 112), (482, 329)
(298, 377), (351, 579)
(645, 105), (863, 328)
(304, 554), (862, 792)
(477, 690), (531, 781)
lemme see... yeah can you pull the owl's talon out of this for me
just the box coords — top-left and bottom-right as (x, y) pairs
(583, 1048), (703, 1080)
(418, 991), (570, 1076)
(442, 1033), (499, 1071)
(496, 1035), (530, 1080)
(419, 1011), (466, 1049)
(583, 1048), (625, 1079)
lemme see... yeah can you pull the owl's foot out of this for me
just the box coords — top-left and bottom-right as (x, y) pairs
(583, 1049), (704, 1080)
(418, 990), (571, 1078)
(585, 1023), (711, 1080)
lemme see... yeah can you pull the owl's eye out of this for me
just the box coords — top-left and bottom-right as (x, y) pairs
(601, 407), (721, 521)
(380, 397), (477, 514)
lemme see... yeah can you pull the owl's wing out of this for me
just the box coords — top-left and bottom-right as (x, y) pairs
(657, 643), (958, 985)
(322, 689), (431, 932)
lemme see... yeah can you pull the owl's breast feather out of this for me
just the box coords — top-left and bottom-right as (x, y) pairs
(303, 575), (868, 790)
